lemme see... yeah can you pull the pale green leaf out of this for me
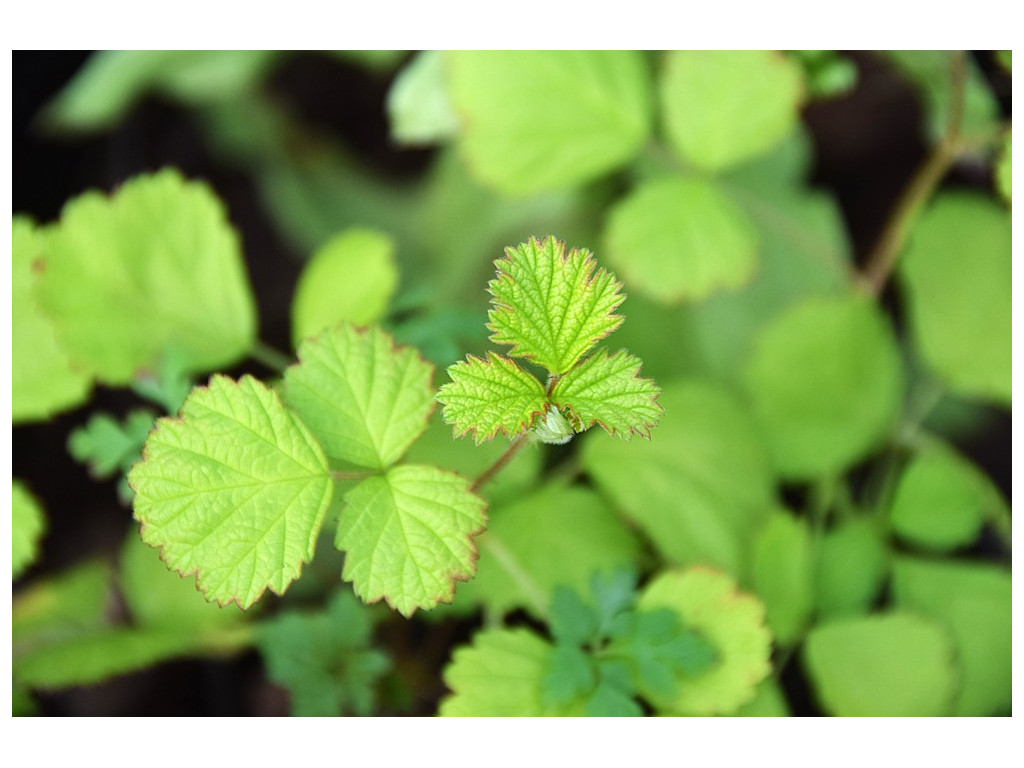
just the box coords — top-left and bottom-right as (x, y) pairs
(36, 169), (257, 385)
(581, 379), (775, 574)
(445, 50), (653, 195)
(454, 485), (642, 617)
(120, 529), (243, 631)
(440, 628), (583, 716)
(128, 375), (333, 609)
(283, 324), (435, 469)
(336, 465), (487, 617)
(742, 295), (904, 479)
(487, 236), (625, 374)
(638, 568), (772, 716)
(68, 409), (155, 479)
(803, 612), (958, 716)
(12, 481), (47, 579)
(290, 228), (399, 347)
(813, 517), (889, 620)
(892, 557), (1011, 715)
(750, 512), (813, 646)
(996, 131), (1011, 203)
(13, 560), (112, 655)
(898, 193), (1011, 405)
(386, 51), (460, 146)
(728, 678), (791, 717)
(889, 443), (1002, 551)
(602, 176), (759, 303)
(660, 50), (805, 172)
(12, 215), (92, 422)
(13, 625), (250, 690)
(436, 352), (548, 443)
(551, 349), (661, 439)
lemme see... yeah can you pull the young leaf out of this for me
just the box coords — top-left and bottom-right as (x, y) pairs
(335, 465), (487, 617)
(290, 228), (399, 347)
(549, 586), (600, 646)
(12, 481), (47, 579)
(128, 375), (334, 609)
(541, 644), (597, 708)
(36, 169), (257, 385)
(585, 675), (643, 717)
(637, 567), (772, 716)
(487, 236), (625, 375)
(898, 193), (1010, 406)
(283, 324), (435, 469)
(436, 352), (548, 443)
(68, 409), (156, 479)
(445, 51), (653, 195)
(602, 176), (759, 304)
(551, 349), (662, 439)
(12, 215), (92, 423)
(742, 295), (904, 479)
(439, 628), (583, 716)
(660, 50), (805, 172)
(892, 557), (1011, 716)
(803, 612), (957, 716)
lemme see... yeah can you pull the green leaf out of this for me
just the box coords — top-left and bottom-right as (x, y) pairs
(335, 465), (487, 617)
(742, 295), (904, 479)
(995, 131), (1011, 203)
(750, 512), (813, 646)
(889, 443), (1003, 552)
(283, 324), (435, 469)
(898, 193), (1011, 406)
(602, 175), (759, 303)
(12, 481), (47, 579)
(660, 50), (805, 172)
(258, 591), (390, 716)
(439, 628), (582, 716)
(12, 215), (92, 422)
(892, 557), (1011, 716)
(386, 50), (460, 146)
(128, 374), (333, 609)
(803, 612), (958, 716)
(68, 409), (156, 479)
(585, 672), (643, 717)
(581, 379), (774, 574)
(119, 529), (242, 631)
(445, 51), (653, 195)
(487, 236), (625, 375)
(541, 643), (597, 707)
(455, 485), (642, 618)
(637, 568), (772, 716)
(13, 625), (250, 690)
(729, 678), (791, 717)
(436, 352), (548, 443)
(813, 517), (889, 620)
(549, 586), (600, 646)
(590, 568), (640, 637)
(36, 169), (257, 385)
(551, 349), (662, 439)
(130, 346), (195, 414)
(13, 560), (112, 655)
(290, 228), (399, 347)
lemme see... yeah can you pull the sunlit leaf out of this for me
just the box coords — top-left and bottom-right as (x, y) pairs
(386, 50), (460, 146)
(12, 481), (47, 579)
(36, 169), (257, 385)
(602, 175), (759, 303)
(898, 193), (1011, 406)
(487, 236), (625, 374)
(283, 324), (435, 469)
(445, 50), (653, 195)
(803, 612), (957, 716)
(12, 215), (91, 422)
(128, 375), (333, 609)
(995, 131), (1011, 203)
(660, 50), (804, 172)
(436, 352), (547, 443)
(742, 295), (904, 479)
(336, 465), (487, 617)
(290, 228), (399, 347)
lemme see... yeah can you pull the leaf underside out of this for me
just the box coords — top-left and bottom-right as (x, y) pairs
(128, 375), (333, 610)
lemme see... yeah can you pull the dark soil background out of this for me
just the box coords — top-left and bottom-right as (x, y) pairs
(11, 50), (1011, 716)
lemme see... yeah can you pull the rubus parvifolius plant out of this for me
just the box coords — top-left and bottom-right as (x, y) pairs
(127, 233), (660, 618)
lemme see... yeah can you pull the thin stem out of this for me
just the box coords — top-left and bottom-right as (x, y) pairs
(859, 51), (968, 297)
(330, 470), (371, 481)
(249, 340), (294, 373)
(472, 433), (531, 493)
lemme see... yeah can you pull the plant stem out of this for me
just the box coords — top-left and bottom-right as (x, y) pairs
(859, 51), (967, 297)
(250, 340), (294, 373)
(472, 433), (530, 493)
